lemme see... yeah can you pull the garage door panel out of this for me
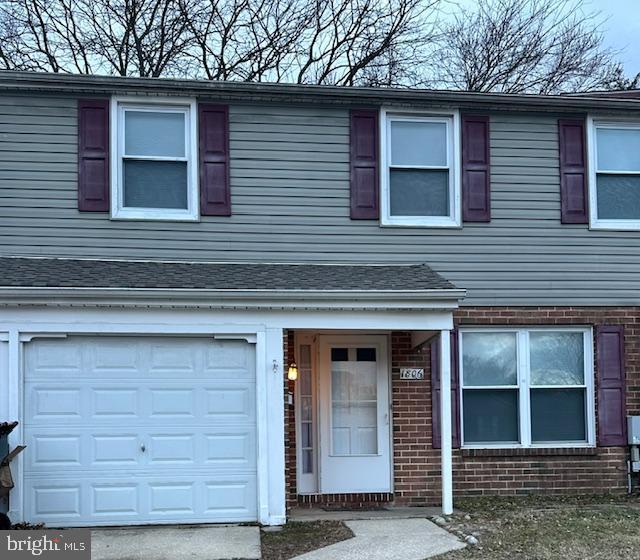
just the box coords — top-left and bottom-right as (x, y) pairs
(93, 484), (139, 517)
(27, 387), (83, 420)
(30, 435), (82, 467)
(28, 482), (83, 521)
(204, 340), (255, 372)
(93, 388), (139, 417)
(25, 340), (83, 375)
(24, 335), (258, 526)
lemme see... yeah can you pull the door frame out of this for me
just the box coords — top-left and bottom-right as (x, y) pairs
(294, 332), (394, 495)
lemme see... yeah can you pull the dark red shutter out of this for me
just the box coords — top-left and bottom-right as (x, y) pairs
(350, 109), (379, 219)
(596, 325), (627, 446)
(558, 119), (588, 224)
(431, 331), (461, 450)
(462, 115), (491, 222)
(199, 104), (231, 216)
(78, 99), (109, 212)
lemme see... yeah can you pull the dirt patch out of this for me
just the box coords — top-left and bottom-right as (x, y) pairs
(440, 495), (640, 560)
(261, 520), (354, 560)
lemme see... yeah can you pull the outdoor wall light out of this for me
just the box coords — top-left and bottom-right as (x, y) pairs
(287, 362), (298, 381)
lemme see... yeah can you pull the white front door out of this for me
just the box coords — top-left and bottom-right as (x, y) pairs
(23, 335), (258, 526)
(318, 335), (391, 493)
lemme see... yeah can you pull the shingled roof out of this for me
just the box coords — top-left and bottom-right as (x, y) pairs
(0, 257), (457, 292)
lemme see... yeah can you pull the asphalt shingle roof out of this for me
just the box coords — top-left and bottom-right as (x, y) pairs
(0, 258), (457, 292)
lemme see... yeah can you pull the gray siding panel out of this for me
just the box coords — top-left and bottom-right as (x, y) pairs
(2, 95), (640, 306)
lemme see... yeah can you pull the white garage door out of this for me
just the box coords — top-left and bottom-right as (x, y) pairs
(23, 335), (257, 526)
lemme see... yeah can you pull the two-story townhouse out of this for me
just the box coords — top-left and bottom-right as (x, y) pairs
(0, 71), (639, 528)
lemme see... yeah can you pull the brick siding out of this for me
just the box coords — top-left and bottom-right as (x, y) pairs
(285, 307), (635, 508)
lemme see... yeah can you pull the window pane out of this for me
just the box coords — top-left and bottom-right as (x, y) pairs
(531, 388), (586, 442)
(302, 449), (313, 474)
(530, 332), (584, 385)
(125, 110), (186, 157)
(597, 127), (640, 171)
(357, 348), (376, 362)
(463, 389), (519, 443)
(596, 174), (640, 220)
(390, 120), (447, 166)
(389, 169), (449, 217)
(123, 160), (188, 209)
(331, 348), (349, 361)
(462, 332), (517, 386)
(331, 357), (378, 455)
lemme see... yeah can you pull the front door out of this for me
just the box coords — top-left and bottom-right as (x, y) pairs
(318, 335), (391, 493)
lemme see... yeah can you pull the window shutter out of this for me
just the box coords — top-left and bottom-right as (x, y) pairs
(558, 119), (588, 224)
(462, 115), (491, 222)
(350, 109), (379, 219)
(78, 99), (109, 212)
(596, 325), (627, 446)
(431, 330), (461, 450)
(199, 104), (231, 216)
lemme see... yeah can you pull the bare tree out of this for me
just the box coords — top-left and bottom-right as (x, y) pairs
(0, 0), (440, 84)
(433, 0), (620, 94)
(0, 0), (194, 76)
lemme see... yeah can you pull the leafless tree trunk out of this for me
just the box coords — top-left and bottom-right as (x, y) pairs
(432, 0), (620, 93)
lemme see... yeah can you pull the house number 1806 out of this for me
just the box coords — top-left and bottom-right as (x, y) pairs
(400, 368), (425, 380)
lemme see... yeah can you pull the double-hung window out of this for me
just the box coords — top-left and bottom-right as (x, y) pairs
(460, 328), (594, 448)
(111, 99), (198, 221)
(381, 111), (461, 227)
(589, 119), (640, 229)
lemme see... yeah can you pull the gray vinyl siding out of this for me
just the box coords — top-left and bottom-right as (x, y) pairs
(1, 94), (640, 306)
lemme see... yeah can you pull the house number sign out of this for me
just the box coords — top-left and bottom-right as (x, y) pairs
(400, 368), (425, 380)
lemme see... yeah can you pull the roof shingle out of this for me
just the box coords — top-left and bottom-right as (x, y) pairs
(0, 258), (457, 292)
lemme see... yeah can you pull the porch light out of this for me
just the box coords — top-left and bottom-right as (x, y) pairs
(287, 362), (298, 381)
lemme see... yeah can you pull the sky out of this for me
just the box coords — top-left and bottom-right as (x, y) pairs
(591, 0), (640, 77)
(451, 0), (640, 78)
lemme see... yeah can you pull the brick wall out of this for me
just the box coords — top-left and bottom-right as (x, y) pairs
(283, 329), (298, 508)
(285, 307), (635, 508)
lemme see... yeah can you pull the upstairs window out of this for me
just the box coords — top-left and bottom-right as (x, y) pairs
(381, 111), (460, 227)
(111, 99), (198, 220)
(590, 120), (640, 230)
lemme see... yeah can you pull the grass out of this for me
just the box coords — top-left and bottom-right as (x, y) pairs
(261, 520), (354, 560)
(441, 495), (640, 559)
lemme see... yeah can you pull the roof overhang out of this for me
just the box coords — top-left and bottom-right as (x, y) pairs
(2, 71), (640, 114)
(0, 286), (466, 311)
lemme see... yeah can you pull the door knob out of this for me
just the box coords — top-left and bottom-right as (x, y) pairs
(141, 443), (146, 453)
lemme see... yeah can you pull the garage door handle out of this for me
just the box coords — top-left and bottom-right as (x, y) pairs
(140, 444), (146, 453)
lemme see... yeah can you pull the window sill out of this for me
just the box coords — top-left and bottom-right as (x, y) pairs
(379, 217), (462, 229)
(461, 447), (598, 458)
(589, 219), (640, 231)
(111, 210), (200, 222)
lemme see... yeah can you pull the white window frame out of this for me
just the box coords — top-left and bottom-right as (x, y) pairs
(459, 326), (595, 449)
(588, 116), (640, 230)
(380, 108), (461, 228)
(110, 97), (199, 221)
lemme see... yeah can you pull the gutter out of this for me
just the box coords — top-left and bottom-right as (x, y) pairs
(0, 286), (466, 310)
(1, 71), (640, 113)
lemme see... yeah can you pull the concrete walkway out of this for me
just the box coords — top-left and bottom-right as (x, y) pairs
(91, 525), (261, 560)
(289, 506), (443, 522)
(291, 518), (465, 560)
